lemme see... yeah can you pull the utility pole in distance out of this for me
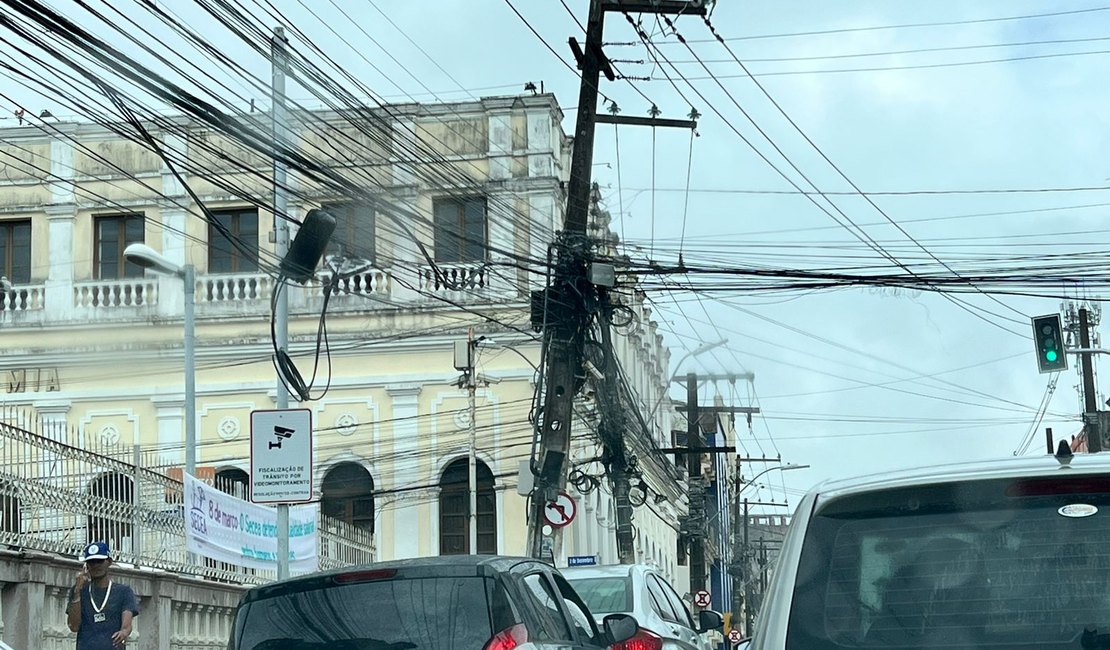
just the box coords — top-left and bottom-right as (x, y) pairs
(527, 0), (706, 560)
(1079, 307), (1102, 452)
(686, 373), (704, 593)
(675, 376), (760, 602)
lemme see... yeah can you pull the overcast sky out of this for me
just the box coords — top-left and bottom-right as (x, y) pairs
(4, 0), (1109, 512)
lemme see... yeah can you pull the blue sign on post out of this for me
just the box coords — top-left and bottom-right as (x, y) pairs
(568, 555), (598, 567)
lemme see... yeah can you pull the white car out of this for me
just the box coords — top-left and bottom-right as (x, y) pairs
(749, 448), (1110, 649)
(563, 564), (723, 650)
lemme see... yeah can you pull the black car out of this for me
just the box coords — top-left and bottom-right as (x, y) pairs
(229, 555), (639, 650)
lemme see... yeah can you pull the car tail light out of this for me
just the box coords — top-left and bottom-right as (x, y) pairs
(483, 623), (528, 650)
(612, 628), (663, 650)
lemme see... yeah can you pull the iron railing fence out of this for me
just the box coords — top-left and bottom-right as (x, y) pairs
(0, 407), (374, 584)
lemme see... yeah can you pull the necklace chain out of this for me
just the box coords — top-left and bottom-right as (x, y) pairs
(88, 581), (112, 614)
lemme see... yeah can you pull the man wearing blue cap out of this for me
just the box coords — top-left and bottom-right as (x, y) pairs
(66, 542), (139, 649)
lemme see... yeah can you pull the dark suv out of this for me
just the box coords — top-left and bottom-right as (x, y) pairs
(229, 555), (638, 650)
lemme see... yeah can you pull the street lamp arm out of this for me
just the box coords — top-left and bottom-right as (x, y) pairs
(123, 243), (185, 277)
(645, 338), (729, 425)
(478, 337), (540, 372)
(736, 463), (810, 495)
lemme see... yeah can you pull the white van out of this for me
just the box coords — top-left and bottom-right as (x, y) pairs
(749, 449), (1110, 649)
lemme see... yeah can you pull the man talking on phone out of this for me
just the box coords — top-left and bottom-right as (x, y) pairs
(66, 542), (139, 649)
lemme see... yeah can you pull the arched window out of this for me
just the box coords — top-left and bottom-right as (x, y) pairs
(321, 462), (375, 533)
(0, 492), (20, 535)
(87, 472), (133, 550)
(438, 458), (496, 555)
(215, 467), (250, 500)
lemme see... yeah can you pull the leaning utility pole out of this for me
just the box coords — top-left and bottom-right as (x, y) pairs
(527, 0), (705, 560)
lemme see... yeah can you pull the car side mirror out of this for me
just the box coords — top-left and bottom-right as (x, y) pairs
(601, 613), (638, 645)
(696, 609), (723, 633)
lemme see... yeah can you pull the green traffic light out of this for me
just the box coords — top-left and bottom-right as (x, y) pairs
(1046, 350), (1058, 362)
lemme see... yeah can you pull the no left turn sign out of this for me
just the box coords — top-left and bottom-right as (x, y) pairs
(543, 491), (577, 528)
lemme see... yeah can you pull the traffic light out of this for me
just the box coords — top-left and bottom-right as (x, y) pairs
(1032, 314), (1068, 374)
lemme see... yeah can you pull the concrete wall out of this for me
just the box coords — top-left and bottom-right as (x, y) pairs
(0, 549), (244, 650)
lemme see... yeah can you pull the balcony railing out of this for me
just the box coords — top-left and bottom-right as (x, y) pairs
(73, 278), (156, 309)
(317, 269), (390, 299)
(418, 262), (487, 293)
(201, 273), (273, 304)
(0, 264), (506, 327)
(0, 284), (45, 312)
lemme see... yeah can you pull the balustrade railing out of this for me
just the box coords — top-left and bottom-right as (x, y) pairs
(418, 262), (487, 293)
(73, 278), (155, 309)
(0, 283), (44, 312)
(200, 273), (272, 304)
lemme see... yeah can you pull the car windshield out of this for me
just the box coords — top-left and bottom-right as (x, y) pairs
(234, 576), (494, 650)
(787, 475), (1110, 649)
(566, 576), (632, 614)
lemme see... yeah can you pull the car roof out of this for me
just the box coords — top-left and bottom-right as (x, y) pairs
(240, 555), (545, 604)
(810, 451), (1110, 504)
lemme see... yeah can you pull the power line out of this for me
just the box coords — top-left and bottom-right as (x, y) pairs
(643, 5), (1110, 44)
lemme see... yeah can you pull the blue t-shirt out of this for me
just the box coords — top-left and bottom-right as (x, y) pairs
(66, 582), (139, 650)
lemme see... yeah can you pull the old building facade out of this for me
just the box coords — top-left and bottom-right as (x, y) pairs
(0, 93), (685, 579)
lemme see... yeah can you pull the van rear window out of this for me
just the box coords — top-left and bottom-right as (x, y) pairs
(787, 477), (1110, 649)
(234, 576), (494, 650)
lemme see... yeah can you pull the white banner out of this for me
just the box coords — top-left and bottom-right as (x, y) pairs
(185, 473), (318, 573)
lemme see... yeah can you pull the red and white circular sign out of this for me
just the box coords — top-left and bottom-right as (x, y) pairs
(728, 629), (744, 644)
(694, 589), (712, 608)
(543, 491), (577, 528)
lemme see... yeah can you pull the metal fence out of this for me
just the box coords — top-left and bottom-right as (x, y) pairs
(0, 408), (374, 584)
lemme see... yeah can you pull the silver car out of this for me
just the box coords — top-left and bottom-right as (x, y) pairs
(564, 564), (723, 650)
(750, 449), (1110, 649)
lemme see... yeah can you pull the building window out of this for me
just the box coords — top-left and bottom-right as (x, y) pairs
(322, 202), (375, 262)
(86, 472), (133, 550)
(320, 462), (375, 533)
(95, 214), (145, 280)
(0, 493), (20, 535)
(0, 220), (30, 284)
(438, 457), (496, 555)
(215, 467), (250, 500)
(433, 197), (487, 263)
(208, 208), (259, 274)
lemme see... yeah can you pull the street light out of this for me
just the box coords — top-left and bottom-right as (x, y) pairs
(670, 338), (728, 381)
(647, 338), (728, 425)
(731, 462), (809, 636)
(738, 463), (810, 494)
(708, 463), (810, 529)
(124, 243), (196, 476)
